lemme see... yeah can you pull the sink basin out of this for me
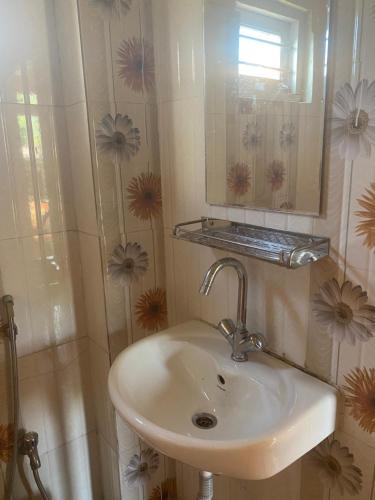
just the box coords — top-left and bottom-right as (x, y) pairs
(108, 320), (337, 480)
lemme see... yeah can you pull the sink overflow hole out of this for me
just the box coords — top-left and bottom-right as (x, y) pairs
(217, 374), (225, 385)
(192, 412), (218, 430)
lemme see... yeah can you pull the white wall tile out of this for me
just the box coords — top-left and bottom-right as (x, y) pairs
(47, 432), (102, 500)
(98, 433), (122, 500)
(89, 339), (117, 450)
(76, 0), (113, 103)
(0, 105), (17, 240)
(1, 103), (76, 237)
(54, 0), (85, 106)
(0, 237), (33, 355)
(79, 232), (108, 352)
(66, 102), (98, 236)
(21, 231), (86, 354)
(19, 337), (95, 454)
(153, 0), (204, 103)
(0, 0), (62, 106)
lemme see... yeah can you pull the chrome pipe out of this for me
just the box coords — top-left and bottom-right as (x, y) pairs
(196, 471), (213, 500)
(1, 295), (19, 500)
(199, 257), (247, 330)
(1, 296), (49, 499)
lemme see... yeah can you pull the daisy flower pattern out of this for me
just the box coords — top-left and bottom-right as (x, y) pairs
(90, 0), (132, 17)
(343, 367), (375, 434)
(108, 242), (148, 286)
(310, 439), (362, 495)
(279, 122), (296, 149)
(227, 163), (251, 196)
(266, 160), (285, 191)
(127, 173), (162, 220)
(136, 287), (167, 332)
(124, 448), (159, 487)
(242, 123), (262, 150)
(331, 79), (375, 160)
(279, 201), (293, 210)
(117, 37), (155, 94)
(95, 113), (141, 163)
(355, 182), (375, 249)
(312, 279), (375, 345)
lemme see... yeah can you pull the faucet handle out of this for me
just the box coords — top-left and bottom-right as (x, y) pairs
(246, 332), (267, 352)
(218, 319), (235, 345)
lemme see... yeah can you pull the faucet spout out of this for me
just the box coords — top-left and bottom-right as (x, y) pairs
(199, 257), (247, 331)
(199, 257), (265, 362)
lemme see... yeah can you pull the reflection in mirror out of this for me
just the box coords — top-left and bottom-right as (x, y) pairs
(205, 0), (330, 215)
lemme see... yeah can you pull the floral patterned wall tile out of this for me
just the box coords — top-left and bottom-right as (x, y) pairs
(77, 0), (113, 103)
(329, 431), (375, 500)
(307, 436), (364, 499)
(110, 0), (157, 105)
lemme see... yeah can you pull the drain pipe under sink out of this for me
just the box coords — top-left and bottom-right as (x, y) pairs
(197, 471), (214, 500)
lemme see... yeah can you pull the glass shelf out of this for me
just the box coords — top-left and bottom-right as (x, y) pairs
(172, 217), (329, 269)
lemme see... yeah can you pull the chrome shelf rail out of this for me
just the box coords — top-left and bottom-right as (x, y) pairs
(172, 217), (329, 269)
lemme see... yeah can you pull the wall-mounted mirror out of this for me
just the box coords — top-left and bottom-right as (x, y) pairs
(204, 0), (330, 215)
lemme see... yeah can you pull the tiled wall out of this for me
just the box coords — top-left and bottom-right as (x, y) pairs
(1, 1), (374, 499)
(76, 0), (174, 498)
(153, 0), (375, 499)
(0, 0), (102, 498)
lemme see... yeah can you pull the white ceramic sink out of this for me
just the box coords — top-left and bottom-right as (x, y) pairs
(108, 320), (337, 480)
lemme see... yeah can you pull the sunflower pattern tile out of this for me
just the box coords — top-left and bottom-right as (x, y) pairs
(81, 0), (375, 498)
(117, 37), (156, 95)
(266, 161), (286, 193)
(343, 367), (375, 435)
(0, 423), (14, 464)
(227, 163), (251, 198)
(81, 1), (170, 497)
(355, 183), (375, 250)
(127, 173), (163, 221)
(135, 287), (168, 332)
(148, 477), (178, 500)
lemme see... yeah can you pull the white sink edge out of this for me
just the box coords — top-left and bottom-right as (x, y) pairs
(108, 320), (337, 479)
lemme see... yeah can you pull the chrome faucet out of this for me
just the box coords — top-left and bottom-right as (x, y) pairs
(199, 257), (266, 362)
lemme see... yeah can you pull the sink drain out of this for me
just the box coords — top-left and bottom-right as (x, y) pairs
(192, 412), (217, 429)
